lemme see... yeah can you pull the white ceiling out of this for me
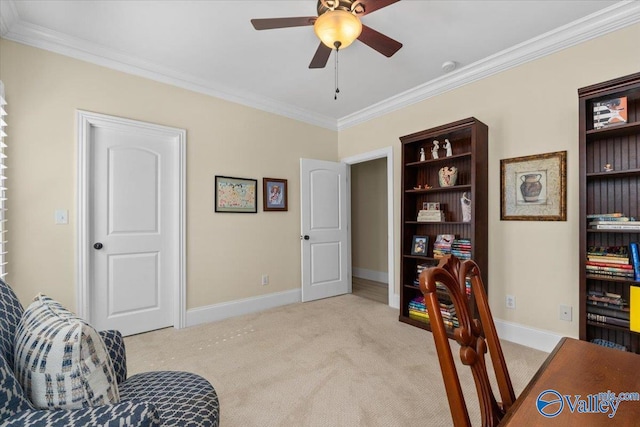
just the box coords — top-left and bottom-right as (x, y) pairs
(1, 1), (639, 130)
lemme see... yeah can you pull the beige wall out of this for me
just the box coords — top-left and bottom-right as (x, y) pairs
(2, 22), (639, 338)
(350, 158), (388, 275)
(338, 23), (640, 336)
(0, 39), (338, 310)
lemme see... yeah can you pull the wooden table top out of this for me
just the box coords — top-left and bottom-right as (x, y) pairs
(499, 337), (640, 426)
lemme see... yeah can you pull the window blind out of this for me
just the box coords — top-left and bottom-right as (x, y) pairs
(0, 81), (7, 278)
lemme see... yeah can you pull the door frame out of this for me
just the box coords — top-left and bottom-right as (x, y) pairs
(342, 147), (396, 308)
(75, 110), (187, 329)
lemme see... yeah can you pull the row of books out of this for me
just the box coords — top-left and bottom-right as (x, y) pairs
(408, 295), (459, 329)
(587, 212), (640, 230)
(433, 234), (455, 258)
(414, 262), (472, 299)
(451, 238), (471, 260)
(586, 290), (629, 328)
(586, 244), (640, 281)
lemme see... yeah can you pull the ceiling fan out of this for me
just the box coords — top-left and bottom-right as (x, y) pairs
(251, 0), (403, 69)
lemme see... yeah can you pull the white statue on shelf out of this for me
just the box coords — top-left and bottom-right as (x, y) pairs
(444, 139), (452, 157)
(461, 192), (471, 222)
(419, 147), (426, 162)
(431, 140), (439, 159)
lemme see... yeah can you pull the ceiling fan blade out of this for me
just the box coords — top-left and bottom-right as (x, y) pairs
(358, 25), (402, 57)
(251, 17), (316, 30)
(309, 43), (332, 69)
(358, 0), (401, 16)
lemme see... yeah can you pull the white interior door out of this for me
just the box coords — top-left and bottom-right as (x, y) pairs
(79, 112), (184, 336)
(300, 158), (350, 302)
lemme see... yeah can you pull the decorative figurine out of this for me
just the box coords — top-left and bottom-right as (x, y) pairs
(431, 140), (439, 159)
(461, 192), (471, 222)
(604, 163), (614, 172)
(444, 139), (452, 157)
(419, 147), (426, 162)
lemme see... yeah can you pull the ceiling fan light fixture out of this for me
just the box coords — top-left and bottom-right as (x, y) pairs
(314, 9), (362, 49)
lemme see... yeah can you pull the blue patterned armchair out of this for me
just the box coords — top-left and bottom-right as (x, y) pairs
(0, 279), (219, 426)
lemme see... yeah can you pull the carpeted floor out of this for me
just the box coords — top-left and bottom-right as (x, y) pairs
(124, 294), (548, 426)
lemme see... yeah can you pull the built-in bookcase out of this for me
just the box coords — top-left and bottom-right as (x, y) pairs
(578, 72), (640, 353)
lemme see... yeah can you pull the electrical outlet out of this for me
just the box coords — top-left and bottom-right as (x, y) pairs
(560, 304), (572, 321)
(261, 274), (269, 286)
(505, 295), (516, 309)
(54, 209), (68, 225)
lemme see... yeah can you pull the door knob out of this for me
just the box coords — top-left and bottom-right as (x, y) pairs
(93, 242), (103, 250)
(303, 235), (310, 240)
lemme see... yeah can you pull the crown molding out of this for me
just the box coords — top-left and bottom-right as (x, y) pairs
(0, 1), (337, 131)
(337, 0), (640, 130)
(0, 0), (19, 36)
(2, 1), (639, 132)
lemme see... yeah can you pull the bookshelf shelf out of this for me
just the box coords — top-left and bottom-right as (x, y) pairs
(586, 168), (640, 179)
(405, 185), (472, 194)
(405, 152), (471, 167)
(579, 71), (640, 353)
(399, 117), (488, 333)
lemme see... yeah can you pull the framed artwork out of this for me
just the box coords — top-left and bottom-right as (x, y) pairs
(263, 178), (288, 211)
(423, 202), (441, 211)
(500, 151), (567, 221)
(214, 176), (257, 213)
(411, 235), (429, 256)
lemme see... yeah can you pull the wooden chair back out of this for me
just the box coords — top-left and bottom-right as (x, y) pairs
(419, 255), (515, 427)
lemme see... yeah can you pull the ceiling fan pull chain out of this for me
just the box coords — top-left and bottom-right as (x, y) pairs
(334, 44), (340, 100)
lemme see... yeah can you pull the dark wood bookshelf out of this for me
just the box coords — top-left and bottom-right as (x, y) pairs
(579, 71), (640, 354)
(399, 117), (488, 334)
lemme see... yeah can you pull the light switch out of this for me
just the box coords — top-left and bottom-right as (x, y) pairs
(55, 209), (68, 225)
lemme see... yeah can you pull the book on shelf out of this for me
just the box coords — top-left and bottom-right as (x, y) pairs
(590, 221), (640, 228)
(587, 312), (629, 328)
(417, 209), (445, 222)
(586, 245), (628, 257)
(586, 255), (629, 264)
(593, 96), (628, 129)
(586, 212), (624, 218)
(630, 242), (640, 281)
(585, 267), (634, 278)
(591, 224), (640, 230)
(588, 216), (635, 222)
(586, 260), (633, 269)
(586, 304), (630, 321)
(588, 290), (625, 304)
(587, 298), (629, 310)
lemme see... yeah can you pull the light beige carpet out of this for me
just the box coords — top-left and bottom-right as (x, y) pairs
(124, 294), (548, 426)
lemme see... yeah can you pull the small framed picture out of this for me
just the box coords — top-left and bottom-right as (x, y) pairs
(214, 176), (257, 213)
(263, 178), (288, 211)
(423, 202), (441, 211)
(411, 235), (429, 256)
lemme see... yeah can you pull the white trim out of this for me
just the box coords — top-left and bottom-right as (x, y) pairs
(342, 147), (397, 309)
(337, 1), (640, 130)
(352, 267), (388, 284)
(495, 318), (565, 353)
(186, 289), (301, 328)
(2, 1), (639, 131)
(75, 110), (187, 329)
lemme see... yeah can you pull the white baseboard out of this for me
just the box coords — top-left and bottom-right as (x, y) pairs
(390, 293), (400, 309)
(186, 289), (301, 328)
(353, 267), (388, 284)
(495, 318), (564, 353)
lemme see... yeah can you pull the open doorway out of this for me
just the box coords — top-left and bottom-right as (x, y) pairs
(342, 147), (395, 308)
